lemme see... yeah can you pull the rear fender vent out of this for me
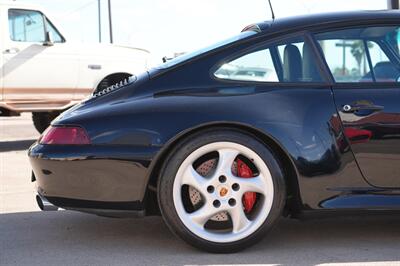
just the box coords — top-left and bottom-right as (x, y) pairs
(92, 75), (137, 99)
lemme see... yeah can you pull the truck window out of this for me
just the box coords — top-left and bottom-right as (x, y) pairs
(8, 9), (46, 42)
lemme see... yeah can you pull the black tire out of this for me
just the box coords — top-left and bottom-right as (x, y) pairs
(32, 111), (61, 133)
(158, 128), (286, 253)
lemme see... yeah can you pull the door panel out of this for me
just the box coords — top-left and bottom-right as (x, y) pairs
(3, 43), (78, 101)
(315, 25), (400, 188)
(333, 88), (400, 187)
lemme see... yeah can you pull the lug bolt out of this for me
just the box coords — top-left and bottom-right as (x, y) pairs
(219, 175), (227, 183)
(228, 198), (236, 206)
(232, 183), (240, 191)
(207, 186), (214, 193)
(213, 200), (221, 208)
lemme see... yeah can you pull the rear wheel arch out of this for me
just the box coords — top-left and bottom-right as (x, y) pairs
(146, 122), (302, 216)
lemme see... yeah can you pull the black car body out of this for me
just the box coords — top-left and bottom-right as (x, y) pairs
(29, 10), (400, 252)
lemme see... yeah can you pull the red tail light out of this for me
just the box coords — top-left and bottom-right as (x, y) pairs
(40, 126), (91, 145)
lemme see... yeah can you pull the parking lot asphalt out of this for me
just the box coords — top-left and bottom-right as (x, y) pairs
(1, 114), (400, 266)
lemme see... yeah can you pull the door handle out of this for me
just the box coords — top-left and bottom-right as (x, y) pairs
(3, 48), (20, 54)
(342, 104), (384, 113)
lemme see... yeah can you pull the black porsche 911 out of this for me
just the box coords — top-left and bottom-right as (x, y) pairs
(29, 10), (400, 253)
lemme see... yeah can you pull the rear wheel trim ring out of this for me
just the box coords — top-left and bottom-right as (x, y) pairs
(172, 141), (274, 243)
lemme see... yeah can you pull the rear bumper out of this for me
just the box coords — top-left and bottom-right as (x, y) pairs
(28, 142), (159, 213)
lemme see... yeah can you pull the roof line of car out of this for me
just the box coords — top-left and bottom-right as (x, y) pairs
(152, 12), (400, 80)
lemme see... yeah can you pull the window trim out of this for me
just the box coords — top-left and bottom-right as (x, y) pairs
(364, 40), (376, 82)
(210, 31), (330, 86)
(270, 46), (284, 81)
(311, 23), (400, 87)
(44, 16), (66, 43)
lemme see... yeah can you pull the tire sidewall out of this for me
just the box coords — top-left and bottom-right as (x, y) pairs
(32, 111), (61, 133)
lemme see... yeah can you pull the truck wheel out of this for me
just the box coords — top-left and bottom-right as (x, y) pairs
(32, 112), (61, 133)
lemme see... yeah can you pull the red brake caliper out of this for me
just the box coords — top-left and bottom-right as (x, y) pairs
(237, 159), (257, 213)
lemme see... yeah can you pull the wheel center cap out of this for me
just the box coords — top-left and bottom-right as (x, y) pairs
(218, 186), (229, 198)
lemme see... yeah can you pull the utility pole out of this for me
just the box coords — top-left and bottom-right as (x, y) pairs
(98, 0), (101, 43)
(335, 41), (352, 76)
(108, 0), (113, 43)
(388, 0), (400, 9)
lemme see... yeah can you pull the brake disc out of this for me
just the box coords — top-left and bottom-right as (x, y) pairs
(189, 158), (238, 222)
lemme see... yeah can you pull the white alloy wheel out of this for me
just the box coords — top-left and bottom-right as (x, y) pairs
(172, 142), (274, 243)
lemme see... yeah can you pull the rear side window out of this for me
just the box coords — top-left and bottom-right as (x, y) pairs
(8, 9), (45, 42)
(315, 26), (400, 83)
(214, 36), (323, 83)
(215, 48), (278, 82)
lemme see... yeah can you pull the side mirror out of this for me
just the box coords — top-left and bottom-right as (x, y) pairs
(43, 31), (54, 46)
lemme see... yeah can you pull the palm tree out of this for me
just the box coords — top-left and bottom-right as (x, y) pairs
(350, 41), (364, 75)
(350, 41), (373, 75)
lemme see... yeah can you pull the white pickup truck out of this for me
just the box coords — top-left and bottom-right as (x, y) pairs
(0, 1), (150, 132)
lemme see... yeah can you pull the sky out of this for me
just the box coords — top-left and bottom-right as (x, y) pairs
(16, 0), (388, 64)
